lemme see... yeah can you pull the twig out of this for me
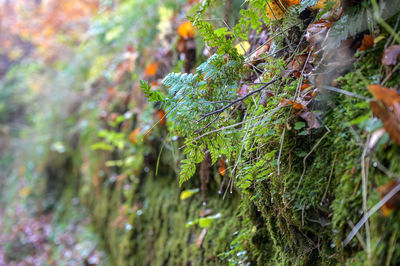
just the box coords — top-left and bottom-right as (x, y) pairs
(179, 108), (282, 150)
(197, 78), (280, 123)
(348, 221), (367, 251)
(223, 177), (232, 199)
(382, 63), (400, 86)
(277, 123), (286, 177)
(343, 178), (400, 246)
(321, 85), (371, 100)
(361, 134), (371, 257)
(196, 78), (280, 133)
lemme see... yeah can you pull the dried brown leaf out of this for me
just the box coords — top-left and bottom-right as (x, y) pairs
(382, 45), (400, 66)
(377, 180), (400, 216)
(370, 101), (400, 146)
(357, 34), (374, 52)
(299, 111), (321, 129)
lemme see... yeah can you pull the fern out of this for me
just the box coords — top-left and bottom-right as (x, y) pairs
(179, 158), (197, 186)
(159, 52), (244, 185)
(233, 0), (266, 40)
(179, 140), (205, 186)
(192, 0), (215, 24)
(140, 80), (164, 102)
(188, 16), (239, 57)
(161, 54), (243, 134)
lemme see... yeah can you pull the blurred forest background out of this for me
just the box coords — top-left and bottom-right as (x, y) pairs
(1, 0), (400, 265)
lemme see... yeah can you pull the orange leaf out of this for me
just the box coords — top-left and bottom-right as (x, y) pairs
(357, 34), (374, 52)
(218, 159), (226, 176)
(145, 62), (159, 76)
(369, 85), (400, 146)
(177, 21), (195, 39)
(279, 98), (293, 107)
(300, 84), (311, 91)
(155, 109), (167, 126)
(292, 102), (304, 110)
(381, 204), (393, 217)
(311, 0), (340, 9)
(129, 128), (140, 144)
(369, 84), (400, 119)
(370, 101), (400, 146)
(266, 0), (300, 20)
(377, 180), (400, 216)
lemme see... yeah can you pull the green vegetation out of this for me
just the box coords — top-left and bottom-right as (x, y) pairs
(1, 0), (400, 265)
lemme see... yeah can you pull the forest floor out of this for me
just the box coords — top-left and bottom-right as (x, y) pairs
(0, 173), (105, 265)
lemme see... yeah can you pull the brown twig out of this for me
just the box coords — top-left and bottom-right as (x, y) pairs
(196, 78), (281, 133)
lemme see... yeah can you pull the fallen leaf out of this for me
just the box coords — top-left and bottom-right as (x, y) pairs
(377, 180), (400, 217)
(180, 188), (200, 200)
(369, 84), (400, 119)
(145, 62), (159, 76)
(279, 98), (294, 107)
(374, 35), (385, 44)
(382, 45), (400, 66)
(218, 159), (226, 176)
(129, 128), (140, 144)
(265, 1), (286, 20)
(266, 0), (300, 20)
(300, 84), (311, 91)
(310, 0), (340, 9)
(235, 41), (251, 55)
(177, 21), (195, 39)
(357, 34), (374, 52)
(299, 111), (321, 129)
(155, 109), (167, 126)
(285, 0), (300, 4)
(292, 102), (304, 110)
(370, 101), (400, 146)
